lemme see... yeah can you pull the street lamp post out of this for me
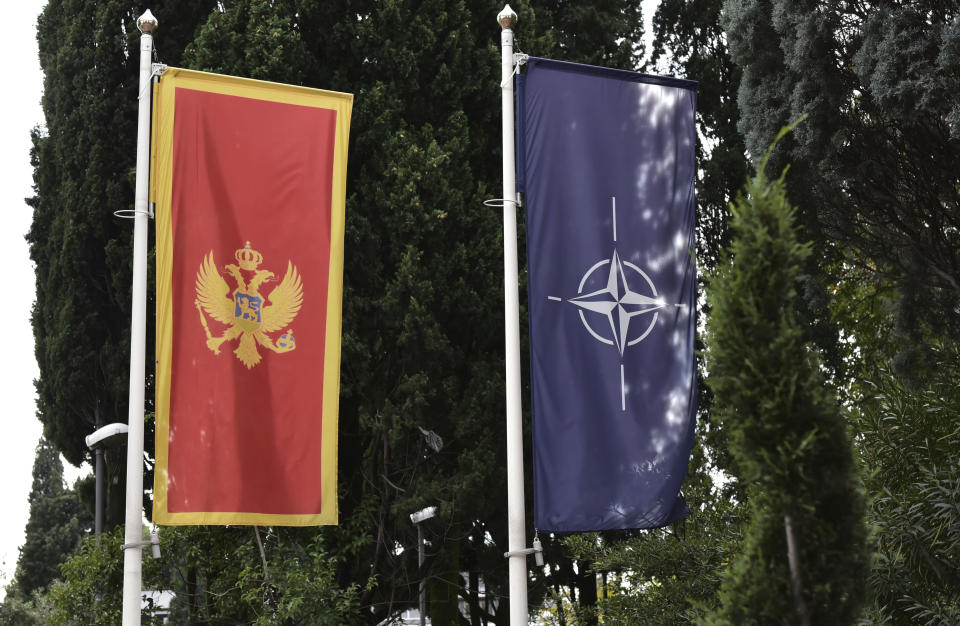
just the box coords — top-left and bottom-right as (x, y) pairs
(85, 423), (130, 536)
(410, 506), (437, 626)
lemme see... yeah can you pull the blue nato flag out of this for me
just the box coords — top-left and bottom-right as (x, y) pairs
(517, 58), (698, 532)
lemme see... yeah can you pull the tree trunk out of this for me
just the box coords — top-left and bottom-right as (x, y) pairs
(784, 514), (810, 626)
(577, 562), (598, 626)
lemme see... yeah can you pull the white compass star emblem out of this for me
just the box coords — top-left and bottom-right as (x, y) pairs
(569, 250), (665, 355)
(546, 197), (672, 411)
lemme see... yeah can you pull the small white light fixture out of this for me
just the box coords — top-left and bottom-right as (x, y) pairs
(85, 423), (129, 449)
(410, 506), (437, 525)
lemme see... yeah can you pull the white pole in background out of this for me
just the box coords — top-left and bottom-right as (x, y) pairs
(497, 5), (529, 624)
(122, 9), (157, 626)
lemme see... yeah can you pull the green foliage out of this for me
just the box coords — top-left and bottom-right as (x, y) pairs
(36, 525), (362, 625)
(249, 531), (363, 624)
(29, 0), (140, 465)
(158, 526), (364, 625)
(552, 439), (737, 625)
(44, 527), (127, 625)
(41, 527), (170, 626)
(701, 132), (869, 625)
(722, 3), (960, 621)
(183, 0), (315, 83)
(0, 590), (54, 626)
(515, 0), (645, 69)
(722, 0), (960, 366)
(848, 344), (960, 624)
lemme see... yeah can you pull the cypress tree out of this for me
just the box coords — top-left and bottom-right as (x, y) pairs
(723, 3), (960, 622)
(28, 0), (219, 529)
(11, 440), (91, 598)
(702, 131), (869, 625)
(723, 0), (960, 368)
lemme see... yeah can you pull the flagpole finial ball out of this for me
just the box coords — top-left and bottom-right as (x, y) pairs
(498, 4), (518, 29)
(137, 9), (158, 33)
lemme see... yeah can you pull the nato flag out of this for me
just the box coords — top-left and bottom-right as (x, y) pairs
(517, 58), (698, 532)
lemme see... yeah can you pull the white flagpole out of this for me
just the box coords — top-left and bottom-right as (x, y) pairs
(497, 5), (529, 623)
(122, 9), (157, 625)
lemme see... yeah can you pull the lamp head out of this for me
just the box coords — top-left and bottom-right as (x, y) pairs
(85, 423), (129, 450)
(410, 506), (437, 524)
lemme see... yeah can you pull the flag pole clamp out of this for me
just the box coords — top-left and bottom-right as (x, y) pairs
(503, 531), (543, 566)
(114, 202), (155, 220)
(483, 198), (519, 208)
(121, 530), (161, 559)
(500, 53), (529, 88)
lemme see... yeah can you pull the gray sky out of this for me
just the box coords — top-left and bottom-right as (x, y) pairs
(0, 0), (53, 595)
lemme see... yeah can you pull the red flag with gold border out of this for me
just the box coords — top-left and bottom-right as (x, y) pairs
(151, 68), (351, 525)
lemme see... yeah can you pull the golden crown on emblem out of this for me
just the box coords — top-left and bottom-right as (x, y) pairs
(235, 241), (263, 271)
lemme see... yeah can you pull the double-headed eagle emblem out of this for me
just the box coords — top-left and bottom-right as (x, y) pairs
(194, 241), (303, 368)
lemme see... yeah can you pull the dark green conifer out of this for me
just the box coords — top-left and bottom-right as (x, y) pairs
(11, 440), (90, 599)
(28, 0), (219, 529)
(723, 0), (960, 370)
(702, 131), (869, 625)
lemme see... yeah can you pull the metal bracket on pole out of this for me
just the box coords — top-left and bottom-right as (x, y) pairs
(122, 530), (161, 559)
(113, 206), (155, 220)
(502, 548), (535, 557)
(482, 198), (518, 208)
(151, 63), (167, 78)
(501, 53), (528, 88)
(503, 536), (543, 566)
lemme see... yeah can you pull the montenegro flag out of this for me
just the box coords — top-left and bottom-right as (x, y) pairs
(151, 68), (352, 525)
